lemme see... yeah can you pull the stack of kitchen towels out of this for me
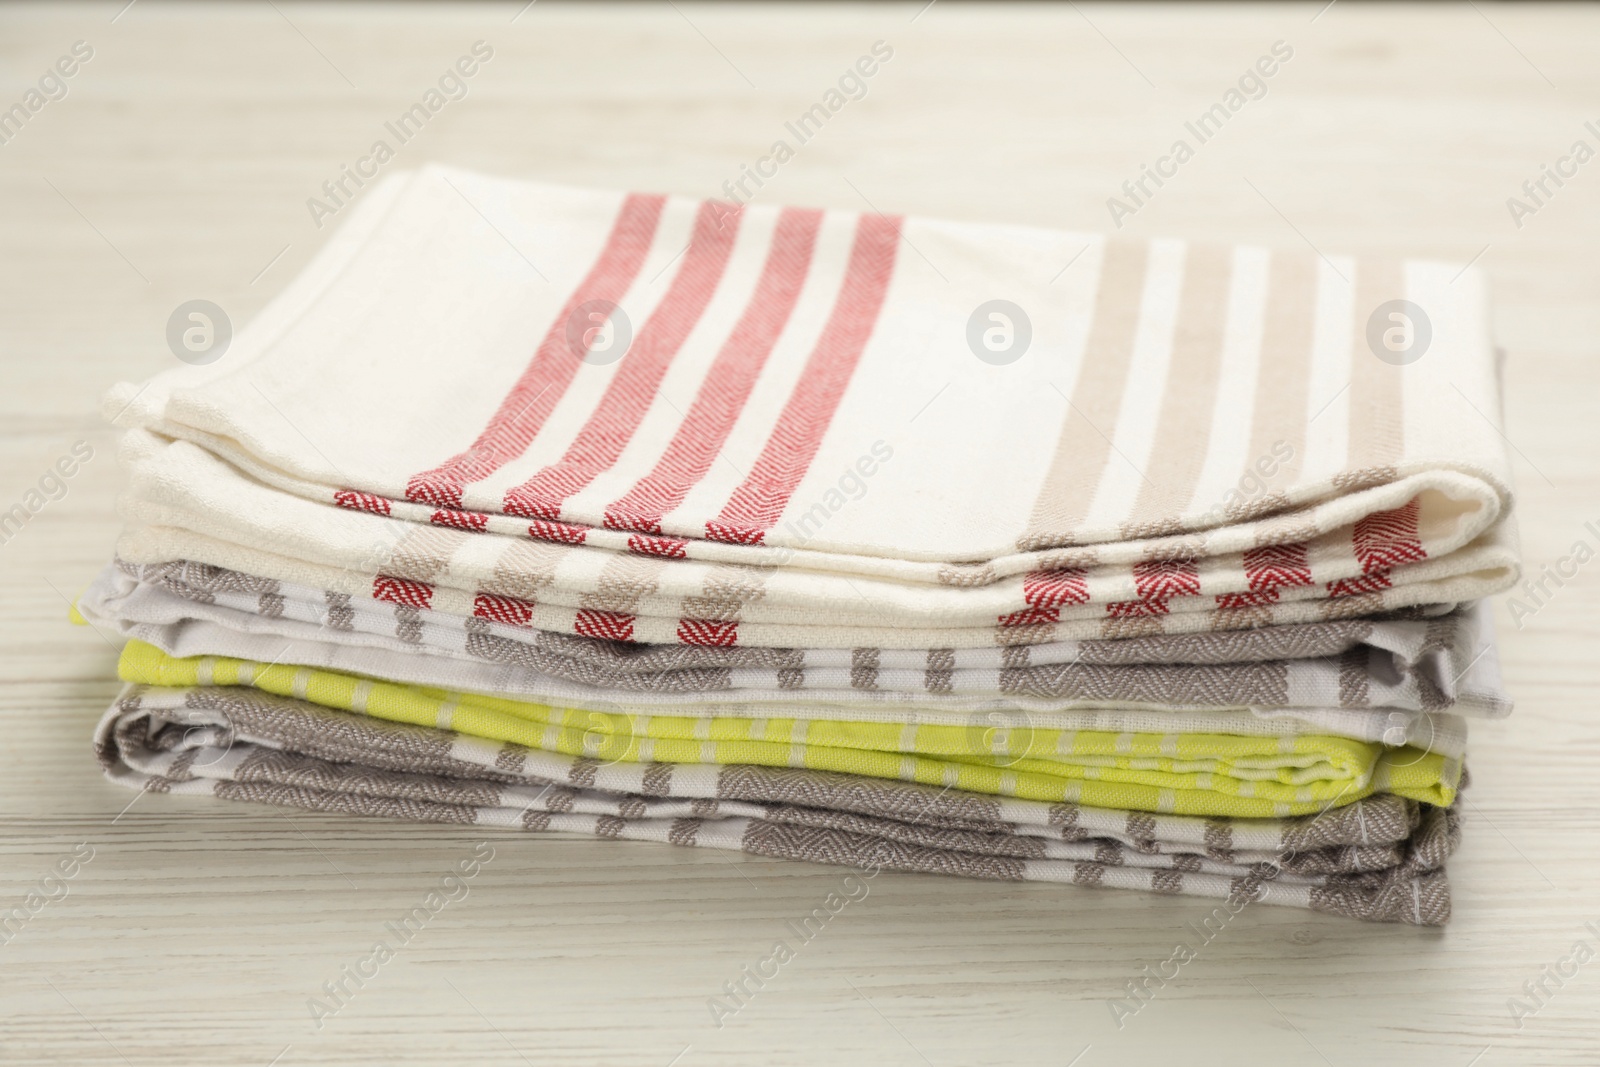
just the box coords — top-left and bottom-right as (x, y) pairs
(81, 165), (1519, 924)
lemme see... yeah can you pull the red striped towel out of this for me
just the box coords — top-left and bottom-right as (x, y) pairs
(107, 165), (1518, 646)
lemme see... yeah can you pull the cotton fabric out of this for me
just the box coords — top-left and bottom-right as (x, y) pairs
(97, 683), (1462, 924)
(84, 165), (1518, 924)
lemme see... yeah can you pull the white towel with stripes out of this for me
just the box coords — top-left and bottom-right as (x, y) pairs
(107, 164), (1516, 593)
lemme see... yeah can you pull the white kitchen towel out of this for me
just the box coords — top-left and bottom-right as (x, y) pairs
(116, 433), (1520, 633)
(114, 517), (1511, 648)
(106, 164), (1515, 586)
(80, 561), (1508, 727)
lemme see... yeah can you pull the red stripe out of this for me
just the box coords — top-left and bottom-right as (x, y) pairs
(1327, 572), (1393, 598)
(627, 534), (688, 559)
(574, 609), (635, 642)
(1131, 558), (1201, 600)
(334, 490), (391, 515)
(403, 193), (667, 509)
(704, 213), (902, 545)
(431, 508), (488, 532)
(1218, 542), (1313, 608)
(999, 569), (1092, 626)
(1022, 568), (1091, 608)
(1242, 542), (1312, 593)
(999, 606), (1060, 628)
(528, 520), (588, 545)
(1215, 591), (1278, 609)
(1106, 599), (1171, 618)
(603, 208), (824, 534)
(373, 575), (433, 609)
(1351, 499), (1426, 574)
(502, 201), (743, 520)
(677, 618), (739, 646)
(474, 592), (535, 627)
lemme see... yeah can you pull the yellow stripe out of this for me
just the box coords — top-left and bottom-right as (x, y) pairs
(117, 641), (1457, 818)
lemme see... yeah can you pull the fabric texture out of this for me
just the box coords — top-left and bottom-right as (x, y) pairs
(110, 557), (1469, 667)
(97, 684), (1462, 924)
(113, 483), (1516, 648)
(107, 166), (1511, 581)
(116, 434), (1517, 624)
(82, 561), (1509, 726)
(117, 641), (1461, 818)
(104, 164), (1519, 656)
(83, 164), (1520, 923)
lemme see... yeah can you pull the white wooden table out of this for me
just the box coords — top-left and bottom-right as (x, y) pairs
(2, 3), (1597, 1063)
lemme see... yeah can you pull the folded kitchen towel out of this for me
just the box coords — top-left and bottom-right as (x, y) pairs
(107, 612), (1475, 750)
(113, 433), (1520, 642)
(99, 557), (1467, 667)
(83, 608), (1474, 751)
(106, 165), (1515, 589)
(116, 641), (1461, 817)
(97, 682), (1463, 924)
(113, 502), (1516, 650)
(83, 561), (1511, 721)
(87, 163), (1510, 926)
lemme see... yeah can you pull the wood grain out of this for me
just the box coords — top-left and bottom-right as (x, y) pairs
(1, 2), (1597, 1064)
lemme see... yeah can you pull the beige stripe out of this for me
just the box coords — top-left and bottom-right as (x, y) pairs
(682, 562), (771, 621)
(578, 552), (670, 614)
(384, 524), (468, 582)
(484, 538), (568, 600)
(1346, 258), (1407, 474)
(1019, 239), (1150, 550)
(1234, 250), (1318, 518)
(1123, 241), (1234, 535)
